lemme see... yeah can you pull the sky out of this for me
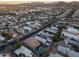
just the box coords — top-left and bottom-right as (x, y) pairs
(0, 0), (79, 4)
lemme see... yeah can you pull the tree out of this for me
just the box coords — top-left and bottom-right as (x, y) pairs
(1, 32), (12, 40)
(75, 47), (79, 52)
(52, 34), (60, 42)
(52, 25), (65, 42)
(14, 40), (21, 49)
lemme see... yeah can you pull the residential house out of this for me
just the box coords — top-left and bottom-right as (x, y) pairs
(45, 26), (58, 34)
(0, 35), (6, 41)
(48, 53), (63, 57)
(0, 53), (11, 57)
(57, 45), (79, 57)
(35, 36), (51, 46)
(14, 46), (33, 57)
(23, 26), (32, 31)
(61, 27), (79, 41)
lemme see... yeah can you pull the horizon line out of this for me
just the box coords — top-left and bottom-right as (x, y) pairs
(0, 1), (78, 4)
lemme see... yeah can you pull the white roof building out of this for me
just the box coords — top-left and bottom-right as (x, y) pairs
(38, 31), (53, 38)
(0, 35), (6, 41)
(48, 53), (63, 57)
(23, 26), (32, 31)
(35, 36), (47, 44)
(14, 46), (33, 57)
(35, 36), (51, 46)
(45, 27), (58, 34)
(57, 45), (79, 57)
(68, 39), (79, 47)
(57, 45), (70, 54)
(51, 26), (58, 30)
(67, 27), (79, 34)
(62, 31), (79, 40)
(61, 27), (79, 40)
(68, 50), (79, 57)
(0, 53), (11, 57)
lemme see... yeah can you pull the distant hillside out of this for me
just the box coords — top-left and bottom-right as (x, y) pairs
(0, 1), (79, 9)
(0, 4), (17, 8)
